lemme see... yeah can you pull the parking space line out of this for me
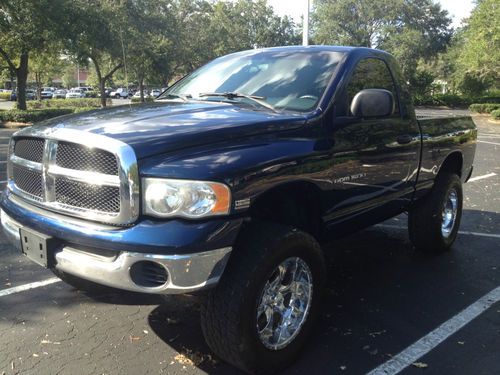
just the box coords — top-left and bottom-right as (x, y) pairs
(468, 172), (497, 182)
(0, 277), (61, 297)
(478, 140), (500, 146)
(367, 286), (500, 375)
(376, 224), (500, 239)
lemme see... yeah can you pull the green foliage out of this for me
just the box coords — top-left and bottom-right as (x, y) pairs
(0, 108), (74, 123)
(491, 109), (500, 120)
(131, 97), (155, 103)
(413, 94), (472, 107)
(469, 103), (500, 114)
(26, 98), (110, 110)
(457, 71), (491, 97)
(0, 0), (70, 109)
(0, 92), (11, 100)
(410, 70), (436, 99)
(72, 107), (99, 113)
(313, 0), (451, 82)
(456, 0), (499, 90)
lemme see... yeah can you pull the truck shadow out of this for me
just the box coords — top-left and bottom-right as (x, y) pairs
(146, 209), (500, 374)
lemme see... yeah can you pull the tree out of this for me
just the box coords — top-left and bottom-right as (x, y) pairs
(454, 0), (499, 93)
(312, 0), (452, 83)
(65, 0), (128, 107)
(0, 0), (69, 109)
(30, 49), (64, 99)
(61, 64), (78, 89)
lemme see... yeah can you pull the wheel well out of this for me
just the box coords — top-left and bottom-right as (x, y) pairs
(248, 182), (323, 239)
(439, 152), (463, 178)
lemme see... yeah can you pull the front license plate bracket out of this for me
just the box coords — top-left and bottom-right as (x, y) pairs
(19, 228), (57, 268)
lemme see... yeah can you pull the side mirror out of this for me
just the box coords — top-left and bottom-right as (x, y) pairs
(350, 89), (394, 118)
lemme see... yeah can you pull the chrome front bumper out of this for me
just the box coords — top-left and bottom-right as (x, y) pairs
(1, 209), (231, 294)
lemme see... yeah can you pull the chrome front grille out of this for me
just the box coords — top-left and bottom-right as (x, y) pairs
(55, 179), (121, 213)
(56, 141), (119, 175)
(12, 164), (43, 200)
(8, 128), (139, 225)
(14, 137), (45, 162)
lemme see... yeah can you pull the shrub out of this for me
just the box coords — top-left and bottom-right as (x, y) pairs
(490, 109), (500, 120)
(0, 108), (74, 123)
(0, 92), (11, 100)
(413, 94), (472, 107)
(85, 90), (99, 98)
(72, 107), (99, 113)
(469, 103), (500, 113)
(131, 96), (155, 103)
(25, 98), (110, 110)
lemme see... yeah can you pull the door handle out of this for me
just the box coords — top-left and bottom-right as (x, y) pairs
(397, 134), (413, 144)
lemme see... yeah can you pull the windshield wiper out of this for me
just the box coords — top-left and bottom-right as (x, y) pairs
(157, 93), (191, 102)
(199, 92), (277, 112)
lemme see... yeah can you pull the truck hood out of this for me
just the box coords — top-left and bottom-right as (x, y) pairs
(34, 101), (307, 159)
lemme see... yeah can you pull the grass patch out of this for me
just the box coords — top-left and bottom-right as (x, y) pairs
(0, 92), (11, 100)
(469, 103), (500, 113)
(491, 109), (500, 120)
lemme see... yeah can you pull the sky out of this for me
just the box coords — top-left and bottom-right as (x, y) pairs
(267, 0), (475, 29)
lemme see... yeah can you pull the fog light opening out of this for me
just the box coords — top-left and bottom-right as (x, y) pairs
(130, 261), (169, 288)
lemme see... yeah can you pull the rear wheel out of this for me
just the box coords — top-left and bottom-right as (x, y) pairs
(200, 222), (326, 374)
(408, 173), (463, 253)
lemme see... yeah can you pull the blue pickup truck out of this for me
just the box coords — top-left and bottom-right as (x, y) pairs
(1, 46), (476, 374)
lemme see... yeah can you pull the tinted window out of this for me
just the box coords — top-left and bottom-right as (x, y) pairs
(162, 50), (345, 112)
(342, 58), (399, 116)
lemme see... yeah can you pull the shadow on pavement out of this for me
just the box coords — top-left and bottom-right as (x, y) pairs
(146, 210), (499, 374)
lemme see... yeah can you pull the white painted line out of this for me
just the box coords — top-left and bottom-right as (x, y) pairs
(376, 224), (500, 239)
(367, 286), (500, 375)
(468, 172), (497, 182)
(0, 180), (7, 183)
(0, 277), (61, 297)
(478, 140), (500, 146)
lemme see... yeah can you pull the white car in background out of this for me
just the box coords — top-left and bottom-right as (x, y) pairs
(52, 89), (67, 99)
(150, 89), (162, 98)
(110, 88), (130, 99)
(65, 88), (86, 99)
(133, 90), (150, 99)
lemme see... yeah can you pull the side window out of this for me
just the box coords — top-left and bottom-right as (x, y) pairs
(343, 58), (400, 117)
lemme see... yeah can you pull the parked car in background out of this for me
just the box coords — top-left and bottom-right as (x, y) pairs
(110, 88), (131, 99)
(132, 90), (150, 99)
(26, 89), (36, 100)
(40, 87), (55, 99)
(150, 89), (161, 98)
(52, 89), (67, 99)
(65, 88), (86, 99)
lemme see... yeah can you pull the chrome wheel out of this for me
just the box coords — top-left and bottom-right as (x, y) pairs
(441, 188), (458, 238)
(256, 257), (313, 350)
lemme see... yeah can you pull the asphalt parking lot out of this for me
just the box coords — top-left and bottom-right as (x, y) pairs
(0, 111), (498, 375)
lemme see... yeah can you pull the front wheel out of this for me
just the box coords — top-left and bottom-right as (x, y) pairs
(408, 173), (463, 253)
(200, 223), (326, 374)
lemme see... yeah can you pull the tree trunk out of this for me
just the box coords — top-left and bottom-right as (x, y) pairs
(36, 72), (42, 101)
(99, 80), (107, 107)
(139, 76), (145, 103)
(16, 52), (29, 110)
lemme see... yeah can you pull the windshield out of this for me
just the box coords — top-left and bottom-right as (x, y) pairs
(160, 50), (344, 112)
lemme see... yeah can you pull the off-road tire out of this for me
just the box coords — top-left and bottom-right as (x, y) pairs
(408, 173), (463, 253)
(200, 222), (326, 374)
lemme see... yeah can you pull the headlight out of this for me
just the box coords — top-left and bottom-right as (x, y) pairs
(142, 178), (231, 218)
